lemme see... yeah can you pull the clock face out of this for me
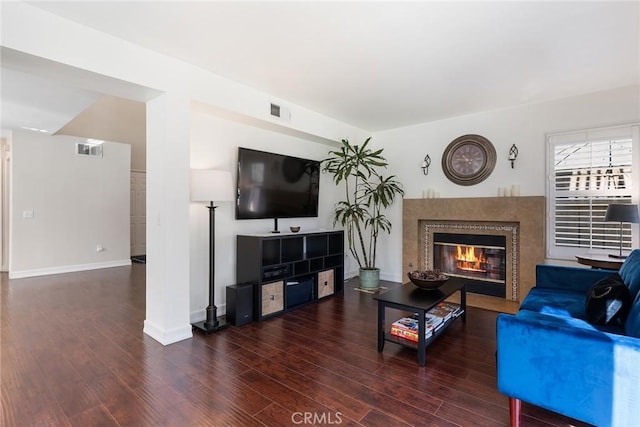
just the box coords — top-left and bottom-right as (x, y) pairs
(442, 135), (496, 186)
(451, 144), (486, 177)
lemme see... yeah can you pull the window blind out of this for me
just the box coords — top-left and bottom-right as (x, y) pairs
(547, 125), (637, 259)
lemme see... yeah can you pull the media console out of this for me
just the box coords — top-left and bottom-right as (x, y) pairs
(236, 230), (344, 321)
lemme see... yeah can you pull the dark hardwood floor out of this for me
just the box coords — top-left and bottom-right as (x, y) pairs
(1, 265), (588, 426)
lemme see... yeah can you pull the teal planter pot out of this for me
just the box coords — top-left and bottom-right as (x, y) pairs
(359, 268), (380, 290)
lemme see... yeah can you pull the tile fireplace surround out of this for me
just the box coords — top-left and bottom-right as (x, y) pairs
(403, 197), (545, 313)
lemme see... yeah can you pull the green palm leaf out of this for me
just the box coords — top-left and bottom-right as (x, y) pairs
(321, 137), (404, 270)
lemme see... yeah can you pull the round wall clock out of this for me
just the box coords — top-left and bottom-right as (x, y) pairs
(442, 134), (496, 186)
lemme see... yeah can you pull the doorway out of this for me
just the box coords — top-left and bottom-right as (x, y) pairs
(130, 171), (146, 258)
(1, 136), (9, 272)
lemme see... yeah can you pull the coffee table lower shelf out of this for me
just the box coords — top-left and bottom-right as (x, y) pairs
(374, 280), (466, 366)
(383, 313), (464, 349)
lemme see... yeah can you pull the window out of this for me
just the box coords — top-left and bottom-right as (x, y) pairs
(547, 125), (639, 260)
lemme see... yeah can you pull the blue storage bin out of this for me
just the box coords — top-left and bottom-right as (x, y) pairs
(286, 277), (314, 308)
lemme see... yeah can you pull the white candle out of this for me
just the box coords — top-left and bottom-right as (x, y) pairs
(511, 185), (520, 197)
(498, 188), (505, 197)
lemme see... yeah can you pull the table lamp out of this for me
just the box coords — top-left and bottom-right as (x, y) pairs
(604, 203), (639, 259)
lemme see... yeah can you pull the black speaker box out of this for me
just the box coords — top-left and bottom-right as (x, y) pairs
(227, 283), (254, 326)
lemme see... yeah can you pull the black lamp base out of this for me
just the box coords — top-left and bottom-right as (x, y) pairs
(192, 318), (229, 334)
(191, 305), (229, 334)
(608, 253), (628, 259)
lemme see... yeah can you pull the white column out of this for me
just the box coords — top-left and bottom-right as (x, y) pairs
(144, 92), (192, 345)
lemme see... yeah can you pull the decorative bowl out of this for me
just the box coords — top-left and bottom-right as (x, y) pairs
(289, 226), (301, 233)
(407, 270), (449, 290)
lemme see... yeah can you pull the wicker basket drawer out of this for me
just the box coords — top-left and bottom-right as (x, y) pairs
(261, 281), (284, 316)
(317, 269), (334, 299)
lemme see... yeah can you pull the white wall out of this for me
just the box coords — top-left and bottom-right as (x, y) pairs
(10, 131), (131, 277)
(56, 96), (147, 172)
(373, 85), (640, 282)
(189, 110), (345, 322)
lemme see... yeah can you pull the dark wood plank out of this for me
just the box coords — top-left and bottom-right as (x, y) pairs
(68, 405), (120, 427)
(230, 345), (371, 421)
(0, 266), (590, 426)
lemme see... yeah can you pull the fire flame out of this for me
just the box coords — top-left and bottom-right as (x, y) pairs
(455, 245), (487, 272)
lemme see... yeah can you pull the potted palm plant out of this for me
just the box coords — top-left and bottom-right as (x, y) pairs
(322, 137), (404, 289)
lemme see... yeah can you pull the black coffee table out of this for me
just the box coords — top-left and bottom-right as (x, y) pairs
(373, 280), (466, 366)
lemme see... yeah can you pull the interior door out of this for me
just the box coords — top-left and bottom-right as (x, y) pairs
(0, 137), (9, 272)
(130, 171), (146, 256)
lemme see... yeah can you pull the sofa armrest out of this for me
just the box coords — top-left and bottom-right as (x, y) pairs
(535, 264), (615, 293)
(497, 312), (640, 427)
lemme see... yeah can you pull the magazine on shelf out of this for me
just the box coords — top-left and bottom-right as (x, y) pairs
(392, 317), (418, 330)
(390, 317), (433, 341)
(426, 305), (452, 321)
(436, 302), (464, 318)
(424, 312), (443, 328)
(390, 326), (432, 342)
(412, 311), (445, 326)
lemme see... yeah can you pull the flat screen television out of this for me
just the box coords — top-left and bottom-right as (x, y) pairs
(235, 147), (320, 223)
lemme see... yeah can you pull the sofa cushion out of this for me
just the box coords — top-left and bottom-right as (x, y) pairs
(535, 264), (613, 293)
(618, 249), (640, 299)
(520, 288), (588, 319)
(625, 292), (640, 338)
(515, 309), (624, 334)
(585, 273), (632, 326)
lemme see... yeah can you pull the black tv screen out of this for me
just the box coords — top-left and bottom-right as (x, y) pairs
(236, 147), (320, 219)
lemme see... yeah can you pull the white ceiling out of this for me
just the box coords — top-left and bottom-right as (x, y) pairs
(4, 1), (640, 133)
(1, 67), (101, 134)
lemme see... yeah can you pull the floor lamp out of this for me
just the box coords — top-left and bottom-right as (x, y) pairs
(604, 203), (640, 259)
(191, 169), (234, 334)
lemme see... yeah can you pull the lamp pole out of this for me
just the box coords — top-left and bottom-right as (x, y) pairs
(190, 168), (233, 334)
(192, 201), (229, 333)
(615, 220), (624, 259)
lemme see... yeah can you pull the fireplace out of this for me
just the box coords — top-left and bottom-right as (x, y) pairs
(403, 197), (545, 313)
(433, 233), (506, 298)
(424, 222), (518, 300)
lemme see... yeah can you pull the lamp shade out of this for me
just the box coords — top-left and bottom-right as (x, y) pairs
(604, 204), (640, 223)
(191, 169), (234, 203)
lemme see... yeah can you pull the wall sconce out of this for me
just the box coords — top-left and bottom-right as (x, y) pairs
(421, 154), (431, 175)
(508, 144), (518, 168)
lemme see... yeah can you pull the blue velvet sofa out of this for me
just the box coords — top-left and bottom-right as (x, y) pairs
(497, 250), (640, 427)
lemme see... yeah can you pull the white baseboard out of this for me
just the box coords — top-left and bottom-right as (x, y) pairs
(344, 268), (358, 280)
(143, 319), (192, 346)
(9, 259), (132, 279)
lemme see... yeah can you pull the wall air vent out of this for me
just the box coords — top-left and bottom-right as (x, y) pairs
(76, 140), (103, 158)
(270, 102), (291, 121)
(270, 103), (281, 118)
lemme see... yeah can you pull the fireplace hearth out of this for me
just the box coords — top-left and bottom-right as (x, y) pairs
(433, 233), (506, 298)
